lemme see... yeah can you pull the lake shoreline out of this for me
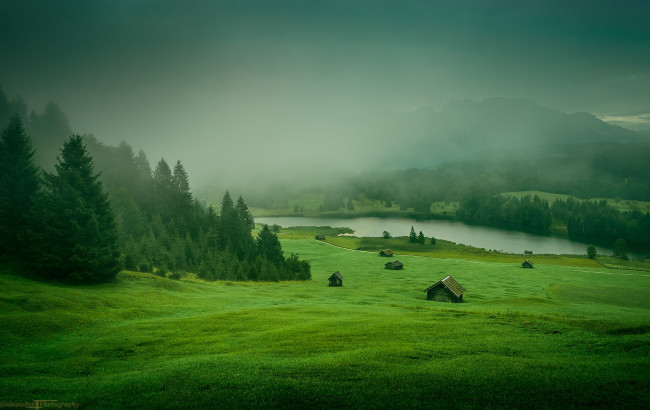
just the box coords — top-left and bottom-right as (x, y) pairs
(255, 216), (646, 260)
(253, 209), (572, 238)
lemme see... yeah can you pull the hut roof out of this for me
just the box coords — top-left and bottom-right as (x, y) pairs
(381, 249), (394, 256)
(329, 271), (343, 281)
(424, 275), (465, 298)
(387, 260), (403, 267)
(522, 259), (534, 267)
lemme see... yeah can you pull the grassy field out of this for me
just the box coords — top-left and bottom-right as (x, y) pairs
(280, 226), (650, 270)
(1, 239), (650, 408)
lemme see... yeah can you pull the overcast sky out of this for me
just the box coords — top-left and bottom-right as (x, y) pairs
(1, 0), (649, 185)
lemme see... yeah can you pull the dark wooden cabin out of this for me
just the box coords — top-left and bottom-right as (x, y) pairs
(521, 260), (534, 268)
(424, 276), (465, 303)
(328, 271), (343, 287)
(384, 260), (404, 270)
(315, 234), (325, 240)
(379, 249), (394, 257)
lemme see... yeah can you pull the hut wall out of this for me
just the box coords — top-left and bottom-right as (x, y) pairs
(427, 286), (461, 303)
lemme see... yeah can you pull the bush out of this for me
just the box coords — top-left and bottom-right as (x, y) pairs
(168, 271), (183, 280)
(587, 245), (597, 259)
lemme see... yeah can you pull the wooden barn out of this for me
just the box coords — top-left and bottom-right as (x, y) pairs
(521, 260), (534, 268)
(384, 260), (404, 270)
(315, 234), (325, 240)
(379, 249), (394, 257)
(424, 276), (465, 303)
(328, 271), (343, 287)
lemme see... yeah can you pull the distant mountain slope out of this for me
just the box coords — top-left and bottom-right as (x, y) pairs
(377, 98), (649, 168)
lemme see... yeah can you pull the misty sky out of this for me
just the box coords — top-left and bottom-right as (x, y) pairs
(1, 0), (649, 185)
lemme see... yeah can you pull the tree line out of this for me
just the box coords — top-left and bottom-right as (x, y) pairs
(457, 193), (553, 234)
(456, 192), (650, 255)
(0, 116), (310, 282)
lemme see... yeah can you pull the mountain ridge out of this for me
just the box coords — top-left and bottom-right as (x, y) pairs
(376, 97), (648, 169)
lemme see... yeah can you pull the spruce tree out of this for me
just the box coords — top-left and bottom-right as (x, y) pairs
(133, 149), (154, 215)
(0, 116), (41, 258)
(172, 160), (192, 222)
(38, 135), (120, 281)
(153, 158), (173, 220)
(257, 224), (284, 266)
(235, 195), (254, 229)
(409, 226), (417, 243)
(219, 191), (254, 259)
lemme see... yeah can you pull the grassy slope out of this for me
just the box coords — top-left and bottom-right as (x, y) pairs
(1, 241), (649, 409)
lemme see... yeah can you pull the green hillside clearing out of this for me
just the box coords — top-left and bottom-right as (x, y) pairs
(1, 239), (649, 408)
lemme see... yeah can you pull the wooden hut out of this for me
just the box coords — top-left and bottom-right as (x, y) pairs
(315, 234), (325, 240)
(521, 260), (534, 268)
(379, 249), (394, 257)
(384, 260), (404, 270)
(424, 276), (465, 303)
(328, 271), (343, 287)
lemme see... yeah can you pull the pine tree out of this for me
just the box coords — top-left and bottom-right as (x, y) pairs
(172, 160), (192, 219)
(220, 191), (249, 259)
(417, 231), (425, 244)
(0, 116), (41, 258)
(28, 101), (73, 167)
(257, 224), (284, 266)
(153, 158), (173, 220)
(37, 135), (120, 281)
(235, 195), (254, 229)
(409, 226), (417, 243)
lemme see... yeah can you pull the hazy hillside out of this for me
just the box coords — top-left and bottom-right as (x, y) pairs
(378, 98), (649, 168)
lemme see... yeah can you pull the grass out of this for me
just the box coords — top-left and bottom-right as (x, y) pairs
(1, 240), (649, 408)
(281, 226), (614, 268)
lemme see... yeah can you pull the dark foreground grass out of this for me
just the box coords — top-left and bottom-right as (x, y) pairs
(1, 240), (649, 409)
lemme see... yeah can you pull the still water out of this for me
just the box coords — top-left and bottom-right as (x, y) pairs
(256, 216), (615, 256)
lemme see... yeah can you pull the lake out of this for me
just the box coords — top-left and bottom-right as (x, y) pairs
(256, 216), (616, 256)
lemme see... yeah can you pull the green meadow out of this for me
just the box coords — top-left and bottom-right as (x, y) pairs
(2, 238), (650, 409)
